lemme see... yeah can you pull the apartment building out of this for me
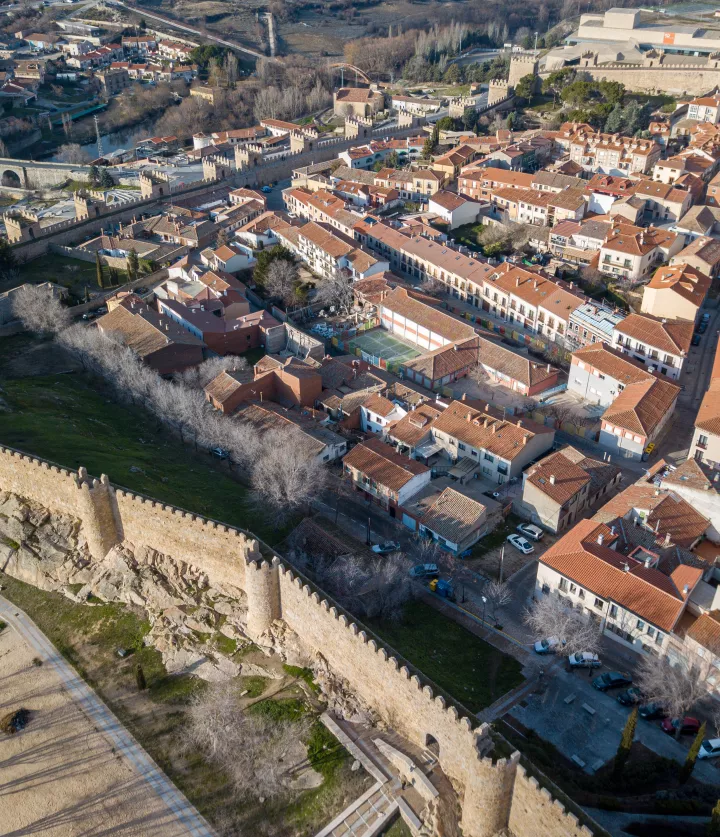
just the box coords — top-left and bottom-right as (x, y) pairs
(670, 236), (720, 279)
(457, 169), (534, 202)
(570, 343), (680, 460)
(612, 313), (693, 380)
(634, 181), (693, 224)
(567, 302), (626, 349)
(688, 94), (720, 124)
(430, 400), (555, 484)
(518, 446), (621, 533)
(489, 187), (586, 227)
(277, 221), (387, 281)
(569, 130), (662, 175)
(641, 263), (711, 322)
(282, 187), (365, 237)
(692, 341), (720, 467)
(599, 224), (682, 282)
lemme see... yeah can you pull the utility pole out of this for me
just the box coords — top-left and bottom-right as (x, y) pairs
(94, 114), (103, 160)
(499, 546), (505, 583)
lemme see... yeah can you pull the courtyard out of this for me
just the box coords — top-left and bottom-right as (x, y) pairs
(348, 329), (421, 366)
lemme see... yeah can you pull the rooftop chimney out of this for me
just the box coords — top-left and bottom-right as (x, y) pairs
(550, 474), (556, 485)
(623, 562), (630, 572)
(597, 533), (604, 545)
(683, 584), (690, 596)
(664, 532), (671, 546)
(461, 393), (466, 401)
(517, 419), (523, 428)
(466, 413), (472, 422)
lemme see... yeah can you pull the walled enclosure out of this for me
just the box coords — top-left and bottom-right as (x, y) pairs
(539, 65), (720, 96)
(0, 445), (594, 837)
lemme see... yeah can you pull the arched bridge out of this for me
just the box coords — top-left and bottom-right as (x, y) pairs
(0, 159), (92, 190)
(327, 62), (372, 85)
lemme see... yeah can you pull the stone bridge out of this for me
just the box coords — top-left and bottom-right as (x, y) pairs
(0, 159), (91, 190)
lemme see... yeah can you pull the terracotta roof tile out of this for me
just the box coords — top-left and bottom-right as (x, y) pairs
(616, 313), (693, 356)
(420, 487), (487, 544)
(343, 437), (429, 491)
(686, 611), (720, 655)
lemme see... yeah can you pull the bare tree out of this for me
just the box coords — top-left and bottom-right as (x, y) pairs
(176, 355), (248, 390)
(314, 268), (354, 314)
(250, 426), (327, 522)
(635, 654), (709, 739)
(265, 258), (300, 307)
(483, 579), (512, 624)
(421, 276), (446, 298)
(523, 592), (602, 658)
(11, 283), (71, 334)
(186, 681), (311, 796)
(55, 143), (92, 164)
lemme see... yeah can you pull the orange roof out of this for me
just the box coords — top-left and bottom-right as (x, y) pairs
(615, 313), (693, 357)
(540, 519), (698, 631)
(525, 449), (591, 506)
(572, 343), (653, 386)
(695, 340), (720, 437)
(343, 437), (429, 491)
(603, 376), (680, 437)
(646, 263), (711, 307)
(686, 611), (720, 654)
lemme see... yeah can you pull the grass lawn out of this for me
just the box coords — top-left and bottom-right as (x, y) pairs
(448, 222), (484, 252)
(9, 254), (128, 301)
(369, 601), (523, 713)
(0, 361), (293, 546)
(0, 574), (369, 836)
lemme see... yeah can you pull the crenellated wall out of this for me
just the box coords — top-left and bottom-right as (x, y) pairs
(0, 444), (600, 837)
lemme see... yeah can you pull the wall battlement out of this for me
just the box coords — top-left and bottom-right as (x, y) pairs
(0, 444), (600, 837)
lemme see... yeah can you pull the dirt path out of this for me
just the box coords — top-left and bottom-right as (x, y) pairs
(0, 596), (215, 837)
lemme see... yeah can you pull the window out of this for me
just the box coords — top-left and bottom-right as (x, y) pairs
(484, 453), (494, 463)
(559, 578), (568, 592)
(497, 464), (508, 475)
(542, 583), (550, 595)
(594, 598), (604, 610)
(609, 604), (618, 619)
(647, 626), (655, 638)
(578, 589), (585, 600)
(459, 443), (466, 451)
(569, 583), (577, 594)
(656, 632), (663, 645)
(636, 619), (645, 631)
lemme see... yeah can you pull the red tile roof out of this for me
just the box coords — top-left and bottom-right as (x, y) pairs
(343, 437), (429, 491)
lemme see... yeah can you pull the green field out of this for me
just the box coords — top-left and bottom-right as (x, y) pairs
(7, 254), (128, 301)
(0, 355), (289, 546)
(370, 601), (524, 713)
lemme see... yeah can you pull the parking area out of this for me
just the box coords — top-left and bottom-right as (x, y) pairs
(508, 661), (720, 782)
(466, 519), (559, 582)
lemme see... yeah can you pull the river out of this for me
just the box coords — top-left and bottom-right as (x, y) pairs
(46, 122), (157, 162)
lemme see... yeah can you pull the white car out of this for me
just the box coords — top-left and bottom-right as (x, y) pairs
(534, 637), (563, 655)
(699, 738), (720, 759)
(506, 534), (534, 554)
(517, 523), (544, 542)
(568, 652), (601, 669)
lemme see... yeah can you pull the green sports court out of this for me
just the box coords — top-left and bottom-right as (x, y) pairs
(348, 329), (422, 364)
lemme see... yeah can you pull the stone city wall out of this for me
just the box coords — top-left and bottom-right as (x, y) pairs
(0, 444), (600, 837)
(540, 64), (720, 96)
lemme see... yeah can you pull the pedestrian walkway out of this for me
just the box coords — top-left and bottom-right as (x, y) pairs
(0, 596), (216, 837)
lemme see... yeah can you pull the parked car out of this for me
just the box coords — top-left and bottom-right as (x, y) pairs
(638, 702), (666, 721)
(692, 334), (702, 347)
(702, 312), (711, 322)
(593, 671), (632, 691)
(534, 637), (564, 655)
(517, 523), (544, 542)
(697, 322), (708, 334)
(409, 563), (439, 579)
(568, 652), (601, 668)
(211, 447), (229, 459)
(698, 738), (720, 759)
(261, 185), (272, 193)
(661, 717), (701, 736)
(371, 541), (401, 555)
(616, 687), (642, 706)
(506, 534), (534, 554)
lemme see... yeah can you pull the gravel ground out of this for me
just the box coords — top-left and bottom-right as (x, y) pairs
(0, 622), (199, 837)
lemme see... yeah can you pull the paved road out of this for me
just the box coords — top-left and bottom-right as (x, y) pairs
(0, 595), (216, 837)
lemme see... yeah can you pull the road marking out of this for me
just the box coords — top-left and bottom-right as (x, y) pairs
(0, 597), (216, 837)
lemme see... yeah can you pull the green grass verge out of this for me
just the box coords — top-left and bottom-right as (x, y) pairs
(369, 601), (523, 713)
(8, 254), (128, 301)
(249, 697), (307, 722)
(283, 663), (321, 694)
(239, 675), (267, 698)
(0, 371), (294, 546)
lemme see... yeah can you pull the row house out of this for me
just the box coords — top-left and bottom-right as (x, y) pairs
(569, 130), (661, 175)
(642, 262), (712, 322)
(692, 341), (720, 467)
(670, 235), (720, 279)
(519, 446), (622, 533)
(157, 40), (194, 61)
(372, 167), (445, 203)
(457, 168), (534, 202)
(612, 312), (693, 380)
(277, 220), (388, 281)
(432, 144), (480, 179)
(567, 301), (626, 349)
(534, 518), (704, 657)
(688, 94), (720, 124)
(430, 400), (555, 484)
(599, 224), (682, 283)
(489, 186), (586, 227)
(282, 187), (365, 237)
(343, 437), (432, 512)
(570, 343), (680, 460)
(122, 36), (157, 54)
(634, 180), (693, 224)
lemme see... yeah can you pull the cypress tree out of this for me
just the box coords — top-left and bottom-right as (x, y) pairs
(680, 722), (705, 784)
(708, 799), (720, 836)
(95, 252), (104, 289)
(613, 707), (637, 779)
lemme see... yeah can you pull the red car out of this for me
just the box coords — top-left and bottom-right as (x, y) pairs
(661, 717), (701, 736)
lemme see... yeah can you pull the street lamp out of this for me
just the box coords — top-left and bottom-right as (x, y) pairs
(481, 595), (487, 628)
(499, 546), (505, 584)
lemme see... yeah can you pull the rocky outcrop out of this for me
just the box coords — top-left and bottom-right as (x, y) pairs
(0, 491), (256, 681)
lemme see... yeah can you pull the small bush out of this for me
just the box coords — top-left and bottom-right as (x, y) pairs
(1, 708), (30, 734)
(283, 664), (320, 694)
(0, 620), (6, 633)
(32, 656), (43, 667)
(249, 698), (306, 722)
